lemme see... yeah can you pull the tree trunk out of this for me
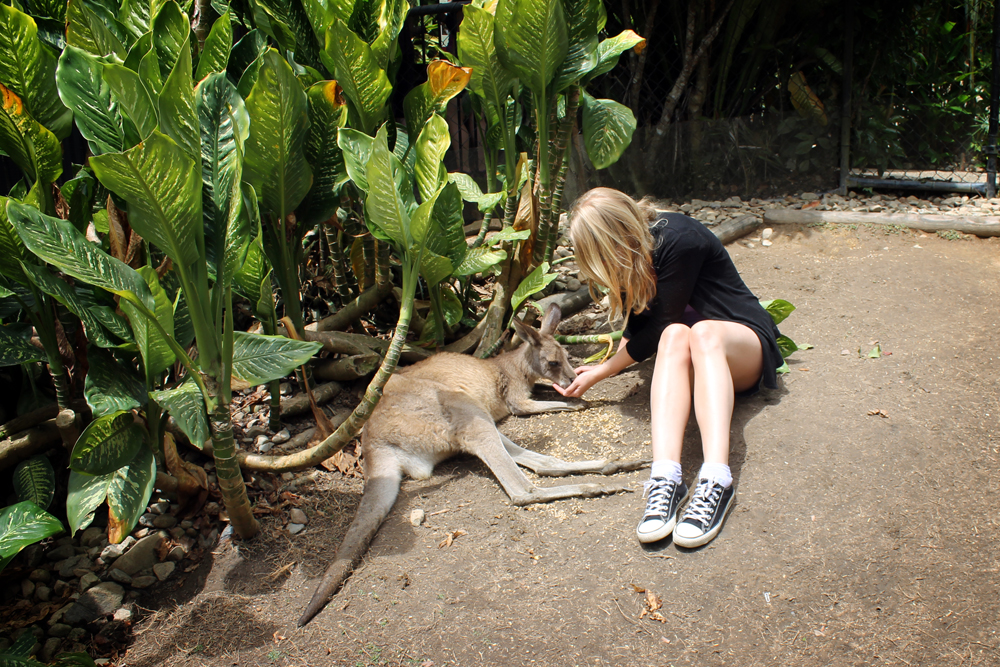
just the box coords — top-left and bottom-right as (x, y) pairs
(209, 401), (259, 538)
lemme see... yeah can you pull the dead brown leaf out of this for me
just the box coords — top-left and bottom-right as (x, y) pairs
(438, 529), (467, 548)
(637, 586), (667, 622)
(867, 409), (889, 418)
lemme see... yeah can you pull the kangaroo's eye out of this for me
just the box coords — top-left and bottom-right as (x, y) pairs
(548, 360), (561, 368)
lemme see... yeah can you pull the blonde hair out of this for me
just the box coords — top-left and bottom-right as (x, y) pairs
(567, 188), (658, 324)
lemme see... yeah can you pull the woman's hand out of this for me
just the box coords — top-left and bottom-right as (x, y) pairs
(552, 365), (611, 398)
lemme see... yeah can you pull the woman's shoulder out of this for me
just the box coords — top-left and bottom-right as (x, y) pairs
(651, 212), (718, 247)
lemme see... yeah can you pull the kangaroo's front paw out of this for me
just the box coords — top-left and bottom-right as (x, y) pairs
(599, 458), (653, 475)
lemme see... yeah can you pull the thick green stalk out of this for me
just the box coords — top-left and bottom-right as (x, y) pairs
(325, 225), (354, 301)
(263, 315), (282, 431)
(210, 399), (259, 537)
(375, 240), (391, 288)
(239, 260), (421, 471)
(554, 331), (623, 345)
(544, 87), (581, 266)
(428, 285), (446, 348)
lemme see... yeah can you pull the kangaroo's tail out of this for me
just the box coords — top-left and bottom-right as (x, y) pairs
(297, 458), (402, 626)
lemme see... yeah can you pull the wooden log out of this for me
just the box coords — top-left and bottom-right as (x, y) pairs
(763, 208), (1000, 237)
(0, 421), (61, 472)
(713, 214), (763, 244)
(309, 282), (393, 332)
(313, 353), (380, 382)
(279, 381), (343, 418)
(0, 400), (89, 440)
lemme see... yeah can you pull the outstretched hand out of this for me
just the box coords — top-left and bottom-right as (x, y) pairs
(553, 365), (610, 398)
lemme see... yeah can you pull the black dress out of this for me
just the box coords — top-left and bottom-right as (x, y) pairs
(621, 213), (783, 391)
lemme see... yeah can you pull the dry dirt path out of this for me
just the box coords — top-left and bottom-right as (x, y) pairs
(122, 224), (1000, 667)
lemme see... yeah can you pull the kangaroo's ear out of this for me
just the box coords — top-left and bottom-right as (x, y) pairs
(511, 316), (542, 346)
(539, 303), (562, 336)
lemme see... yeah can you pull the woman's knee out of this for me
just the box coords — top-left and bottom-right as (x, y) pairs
(657, 323), (692, 361)
(689, 321), (725, 357)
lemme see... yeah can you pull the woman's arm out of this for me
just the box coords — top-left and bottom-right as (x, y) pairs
(553, 338), (635, 398)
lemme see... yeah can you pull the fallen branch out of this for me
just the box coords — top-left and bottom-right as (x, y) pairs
(314, 353), (381, 382)
(309, 282), (393, 332)
(0, 400), (89, 440)
(763, 209), (1000, 237)
(0, 421), (61, 472)
(713, 214), (763, 244)
(280, 382), (343, 418)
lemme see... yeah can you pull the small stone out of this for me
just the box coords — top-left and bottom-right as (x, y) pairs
(152, 514), (177, 529)
(80, 526), (105, 548)
(259, 441), (273, 453)
(40, 637), (62, 663)
(47, 545), (76, 561)
(761, 227), (773, 240)
(138, 513), (156, 527)
(287, 523), (305, 535)
(21, 544), (44, 569)
(35, 585), (51, 602)
(289, 508), (309, 525)
(148, 502), (171, 515)
(565, 277), (582, 292)
(100, 544), (126, 562)
(109, 569), (133, 585)
(48, 623), (72, 638)
(248, 425), (269, 440)
(53, 580), (71, 597)
(153, 562), (176, 581)
(57, 555), (90, 578)
(281, 472), (294, 481)
(60, 602), (99, 626)
(272, 429), (291, 444)
(79, 573), (101, 591)
(841, 349), (850, 356)
(180, 520), (194, 530)
(166, 546), (186, 562)
(78, 582), (124, 615)
(761, 239), (772, 247)
(112, 533), (166, 576)
(169, 526), (185, 540)
(113, 607), (133, 623)
(95, 660), (111, 666)
(409, 509), (425, 527)
(67, 628), (86, 642)
(21, 580), (36, 598)
(800, 192), (819, 201)
(203, 502), (220, 515)
(28, 568), (51, 583)
(279, 382), (293, 396)
(130, 575), (157, 589)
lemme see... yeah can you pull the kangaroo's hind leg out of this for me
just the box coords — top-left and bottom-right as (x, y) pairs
(499, 433), (652, 477)
(451, 404), (633, 506)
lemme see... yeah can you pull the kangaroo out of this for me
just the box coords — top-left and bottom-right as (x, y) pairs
(297, 303), (649, 626)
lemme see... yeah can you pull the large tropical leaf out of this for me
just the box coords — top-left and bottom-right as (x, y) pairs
(66, 0), (125, 58)
(0, 501), (63, 572)
(297, 80), (349, 225)
(0, 4), (72, 138)
(0, 197), (29, 283)
(423, 180), (466, 269)
(255, 0), (323, 70)
(19, 262), (121, 348)
(0, 83), (63, 185)
(194, 10), (233, 81)
(60, 166), (97, 232)
(102, 62), (157, 140)
(118, 0), (152, 43)
(584, 30), (645, 82)
(364, 124), (409, 248)
(495, 0), (567, 97)
(244, 49), (312, 219)
(70, 410), (147, 476)
(368, 0), (406, 70)
(337, 127), (374, 192)
(149, 0), (188, 83)
(90, 131), (203, 269)
(510, 261), (558, 313)
(151, 377), (209, 449)
(158, 38), (199, 160)
(13, 455), (55, 510)
(0, 325), (44, 366)
(453, 245), (507, 277)
(84, 347), (146, 418)
(760, 299), (796, 325)
(6, 200), (155, 310)
(56, 46), (124, 156)
(551, 0), (602, 92)
(230, 332), (320, 386)
(448, 172), (505, 214)
(413, 114), (451, 202)
(457, 5), (514, 114)
(122, 266), (175, 377)
(580, 92), (636, 170)
(321, 19), (392, 135)
(66, 444), (154, 540)
(402, 59), (473, 144)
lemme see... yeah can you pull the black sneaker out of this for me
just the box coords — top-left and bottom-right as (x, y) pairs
(673, 478), (735, 548)
(635, 478), (689, 543)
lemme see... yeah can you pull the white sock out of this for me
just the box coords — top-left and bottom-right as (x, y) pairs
(650, 460), (682, 484)
(698, 462), (732, 488)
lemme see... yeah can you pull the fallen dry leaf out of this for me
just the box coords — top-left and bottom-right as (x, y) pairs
(438, 529), (468, 548)
(637, 587), (667, 622)
(802, 200), (821, 210)
(272, 631), (287, 642)
(867, 409), (889, 418)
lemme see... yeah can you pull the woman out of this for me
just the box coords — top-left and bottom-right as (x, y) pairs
(553, 188), (782, 548)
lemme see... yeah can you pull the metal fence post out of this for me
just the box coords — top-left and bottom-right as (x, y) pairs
(987, 0), (1000, 198)
(838, 0), (854, 196)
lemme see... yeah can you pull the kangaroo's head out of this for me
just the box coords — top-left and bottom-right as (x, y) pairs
(511, 303), (576, 388)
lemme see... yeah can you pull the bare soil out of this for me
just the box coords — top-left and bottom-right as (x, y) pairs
(121, 223), (1000, 667)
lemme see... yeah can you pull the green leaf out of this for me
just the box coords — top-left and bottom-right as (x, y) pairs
(60, 166), (97, 232)
(448, 172), (505, 214)
(151, 377), (209, 449)
(0, 4), (72, 138)
(56, 46), (124, 156)
(402, 60), (471, 144)
(867, 344), (881, 359)
(0, 83), (63, 184)
(66, 469), (108, 534)
(797, 342), (814, 350)
(230, 331), (320, 386)
(6, 631), (37, 658)
(510, 261), (557, 314)
(106, 443), (155, 542)
(66, 0), (126, 58)
(453, 245), (507, 277)
(149, 0), (188, 83)
(759, 298), (796, 325)
(417, 250), (452, 287)
(321, 19), (392, 135)
(457, 5), (514, 114)
(776, 334), (798, 359)
(580, 92), (635, 170)
(6, 200), (155, 311)
(413, 114), (450, 202)
(90, 131), (203, 269)
(0, 196), (29, 283)
(423, 180), (466, 268)
(85, 347), (146, 417)
(158, 38), (199, 160)
(103, 62), (157, 140)
(19, 262), (121, 348)
(297, 80), (349, 226)
(70, 410), (147, 476)
(118, 0), (152, 43)
(368, 0), (406, 70)
(495, 0), (567, 97)
(244, 49), (313, 219)
(364, 124), (409, 248)
(586, 30), (645, 82)
(194, 10), (233, 81)
(776, 360), (790, 374)
(0, 325), (44, 366)
(122, 266), (175, 377)
(337, 127), (373, 192)
(487, 227), (531, 243)
(552, 0), (601, 92)
(13, 455), (55, 510)
(0, 501), (63, 572)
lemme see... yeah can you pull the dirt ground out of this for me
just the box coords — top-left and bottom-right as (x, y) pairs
(121, 223), (1000, 667)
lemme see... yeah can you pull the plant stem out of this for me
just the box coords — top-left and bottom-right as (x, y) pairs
(210, 400), (259, 538)
(554, 331), (623, 345)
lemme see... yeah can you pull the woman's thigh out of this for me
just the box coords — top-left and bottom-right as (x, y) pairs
(689, 320), (763, 392)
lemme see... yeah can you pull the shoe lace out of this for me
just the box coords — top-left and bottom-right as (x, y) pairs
(641, 478), (676, 516)
(683, 480), (722, 528)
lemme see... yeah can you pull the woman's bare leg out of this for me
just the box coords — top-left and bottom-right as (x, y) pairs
(688, 320), (763, 465)
(649, 324), (695, 463)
